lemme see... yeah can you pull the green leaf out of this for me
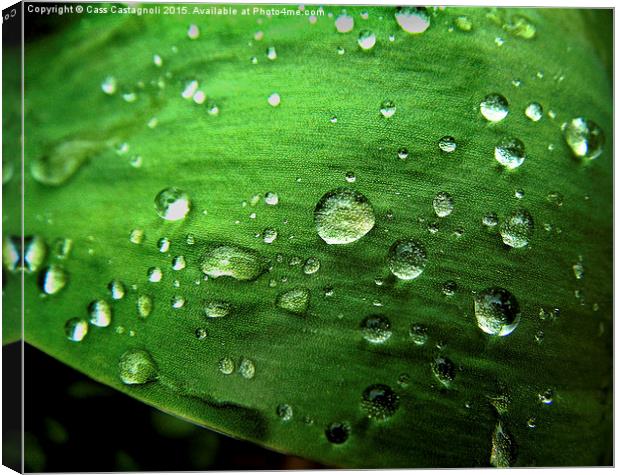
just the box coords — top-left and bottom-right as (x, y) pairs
(8, 6), (612, 467)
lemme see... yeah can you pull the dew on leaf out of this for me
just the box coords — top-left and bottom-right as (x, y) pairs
(314, 188), (375, 245)
(387, 238), (427, 280)
(40, 265), (68, 295)
(361, 384), (399, 420)
(474, 288), (521, 336)
(88, 300), (112, 328)
(361, 315), (392, 343)
(201, 245), (267, 281)
(119, 349), (158, 385)
(276, 287), (310, 314)
(154, 187), (191, 221)
(65, 318), (88, 342)
(480, 93), (509, 122)
(395, 7), (430, 34)
(500, 208), (533, 248)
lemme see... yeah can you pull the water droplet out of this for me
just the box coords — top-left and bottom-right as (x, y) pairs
(442, 280), (457, 296)
(527, 417), (537, 429)
(397, 147), (409, 160)
(65, 318), (88, 342)
(219, 357), (235, 375)
(494, 37), (505, 47)
(101, 76), (117, 95)
(387, 238), (427, 280)
(158, 237), (171, 253)
(303, 257), (321, 275)
(204, 300), (232, 318)
(254, 30), (264, 41)
(357, 30), (376, 50)
(335, 13), (354, 33)
(503, 14), (536, 39)
(336, 46), (345, 56)
(361, 384), (399, 420)
(187, 24), (200, 40)
(201, 245), (266, 281)
(500, 208), (533, 248)
(438, 136), (457, 153)
(154, 187), (191, 221)
(264, 191), (279, 206)
(480, 93), (509, 122)
(562, 117), (605, 160)
(153, 54), (163, 67)
(262, 228), (278, 244)
(266, 46), (277, 60)
(53, 237), (73, 260)
(119, 349), (158, 385)
(182, 80), (199, 99)
(193, 90), (206, 105)
(395, 6), (430, 34)
(88, 300), (112, 327)
(276, 404), (293, 421)
(573, 260), (584, 280)
(148, 267), (163, 283)
(360, 315), (392, 343)
(137, 295), (153, 318)
(397, 373), (410, 388)
(267, 92), (281, 107)
(239, 357), (256, 379)
(495, 137), (526, 169)
(39, 265), (68, 295)
(454, 16), (473, 31)
(431, 356), (455, 387)
(122, 92), (137, 103)
(23, 236), (47, 272)
(482, 212), (499, 227)
(325, 422), (350, 444)
(409, 324), (428, 345)
(525, 102), (543, 122)
(432, 192), (454, 218)
(2, 236), (20, 271)
(276, 287), (310, 314)
(129, 155), (143, 168)
(380, 99), (396, 118)
(250, 56), (258, 64)
(474, 288), (521, 336)
(546, 191), (564, 207)
(129, 229), (144, 245)
(172, 255), (186, 271)
(314, 188), (375, 245)
(31, 140), (104, 186)
(490, 421), (516, 467)
(108, 279), (125, 300)
(195, 328), (207, 340)
(171, 295), (185, 309)
(345, 171), (356, 183)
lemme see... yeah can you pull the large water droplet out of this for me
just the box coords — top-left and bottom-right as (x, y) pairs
(302, 257), (321, 275)
(39, 265), (68, 295)
(108, 279), (126, 300)
(23, 236), (47, 273)
(264, 192), (279, 205)
(31, 140), (104, 186)
(335, 13), (354, 33)
(65, 318), (88, 342)
(432, 192), (454, 218)
(490, 421), (516, 467)
(129, 229), (144, 245)
(495, 137), (526, 169)
(137, 295), (153, 318)
(361, 384), (399, 420)
(500, 208), (533, 248)
(480, 93), (509, 122)
(431, 356), (455, 387)
(357, 30), (377, 50)
(238, 357), (256, 379)
(148, 267), (163, 282)
(325, 422), (350, 444)
(154, 187), (191, 221)
(525, 102), (543, 122)
(474, 288), (521, 336)
(119, 349), (158, 385)
(204, 300), (232, 318)
(88, 300), (112, 327)
(562, 117), (605, 160)
(387, 238), (427, 280)
(276, 287), (310, 314)
(314, 188), (375, 245)
(438, 136), (457, 153)
(201, 245), (266, 281)
(276, 404), (293, 421)
(360, 315), (392, 343)
(218, 357), (235, 375)
(394, 7), (430, 34)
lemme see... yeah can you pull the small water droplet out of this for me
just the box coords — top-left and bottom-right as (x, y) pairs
(480, 93), (509, 122)
(148, 267), (163, 283)
(454, 16), (473, 31)
(562, 117), (605, 160)
(525, 102), (543, 122)
(39, 265), (68, 295)
(442, 280), (457, 296)
(409, 324), (428, 345)
(361, 315), (392, 343)
(129, 229), (144, 245)
(264, 191), (279, 205)
(65, 318), (88, 342)
(195, 328), (208, 340)
(266, 46), (277, 60)
(546, 191), (564, 207)
(204, 300), (232, 318)
(573, 260), (584, 280)
(357, 30), (377, 50)
(276, 287), (310, 314)
(335, 13), (354, 33)
(527, 417), (537, 429)
(387, 238), (427, 280)
(88, 300), (112, 327)
(474, 288), (521, 336)
(219, 357), (235, 375)
(302, 257), (321, 275)
(345, 171), (356, 183)
(503, 14), (536, 39)
(482, 212), (499, 227)
(325, 422), (350, 444)
(397, 373), (410, 388)
(119, 349), (158, 385)
(172, 255), (186, 271)
(53, 237), (73, 260)
(538, 388), (554, 404)
(137, 295), (153, 319)
(171, 295), (185, 309)
(500, 208), (533, 248)
(267, 92), (281, 107)
(153, 54), (163, 67)
(494, 37), (505, 46)
(432, 356), (456, 387)
(336, 47), (345, 56)
(495, 137), (526, 169)
(154, 188), (191, 221)
(432, 191), (454, 218)
(380, 99), (396, 118)
(201, 245), (266, 281)
(187, 24), (200, 40)
(438, 136), (457, 153)
(314, 188), (375, 245)
(395, 6), (430, 34)
(262, 228), (278, 244)
(101, 76), (117, 95)
(238, 357), (256, 379)
(361, 384), (399, 420)
(122, 92), (137, 103)
(276, 403), (293, 421)
(108, 279), (125, 300)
